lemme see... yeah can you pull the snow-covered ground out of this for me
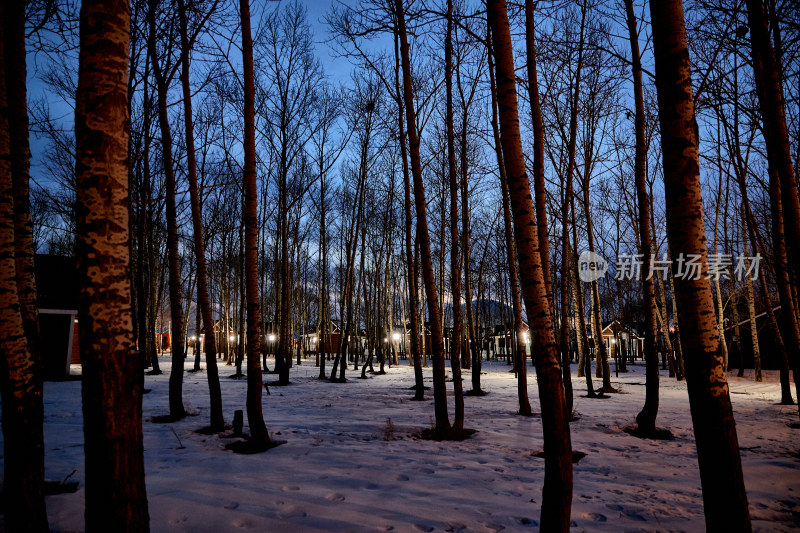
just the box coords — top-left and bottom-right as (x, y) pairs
(13, 356), (800, 532)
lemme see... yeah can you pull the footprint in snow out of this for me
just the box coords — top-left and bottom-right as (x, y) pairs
(605, 504), (647, 522)
(232, 518), (253, 529)
(412, 524), (434, 532)
(484, 523), (505, 532)
(281, 485), (300, 492)
(325, 493), (346, 502)
(582, 512), (606, 522)
(394, 474), (410, 481)
(224, 502), (239, 510)
(277, 505), (307, 519)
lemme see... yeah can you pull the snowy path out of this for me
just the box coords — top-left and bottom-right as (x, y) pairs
(19, 358), (800, 531)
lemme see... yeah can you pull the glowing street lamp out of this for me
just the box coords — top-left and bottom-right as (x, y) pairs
(392, 332), (400, 342)
(268, 334), (276, 342)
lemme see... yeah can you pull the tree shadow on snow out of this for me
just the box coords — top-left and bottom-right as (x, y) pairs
(225, 438), (286, 455)
(622, 425), (674, 440)
(417, 426), (477, 442)
(530, 450), (588, 464)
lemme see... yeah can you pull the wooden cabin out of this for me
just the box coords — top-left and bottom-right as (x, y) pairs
(588, 319), (643, 362)
(300, 319), (343, 355)
(488, 323), (532, 358)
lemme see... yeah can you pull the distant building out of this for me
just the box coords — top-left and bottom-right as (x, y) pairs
(300, 319), (342, 354)
(586, 319), (644, 361)
(35, 254), (80, 380)
(486, 323), (532, 358)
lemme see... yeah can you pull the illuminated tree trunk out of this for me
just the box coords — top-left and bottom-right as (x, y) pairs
(394, 0), (450, 434)
(488, 21), (531, 416)
(488, 0), (572, 528)
(0, 6), (47, 529)
(650, 0), (750, 528)
(75, 0), (150, 527)
(4, 0), (38, 359)
(524, 0), (552, 310)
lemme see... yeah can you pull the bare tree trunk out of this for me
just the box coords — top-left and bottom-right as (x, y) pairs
(761, 284), (792, 401)
(488, 20), (530, 416)
(488, 0), (572, 528)
(740, 208), (761, 382)
(711, 119), (729, 372)
(729, 274), (743, 377)
(669, 261), (685, 380)
(651, 202), (677, 377)
(768, 167), (800, 416)
(394, 29), (424, 397)
(148, 0), (185, 419)
(571, 268), (584, 374)
(580, 159), (612, 391)
(318, 170), (329, 378)
(461, 151), (480, 392)
(276, 159), (290, 385)
(564, 1), (589, 394)
(445, 0), (465, 431)
(650, 1), (750, 527)
(625, 0), (660, 434)
(4, 0), (38, 366)
(236, 202), (245, 376)
(177, 0), (224, 431)
(527, 0), (568, 402)
(75, 0), (150, 526)
(746, 0), (800, 288)
(746, 0), (800, 421)
(524, 0), (552, 311)
(240, 0), (271, 446)
(395, 0), (450, 434)
(138, 46), (159, 375)
(0, 8), (47, 529)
